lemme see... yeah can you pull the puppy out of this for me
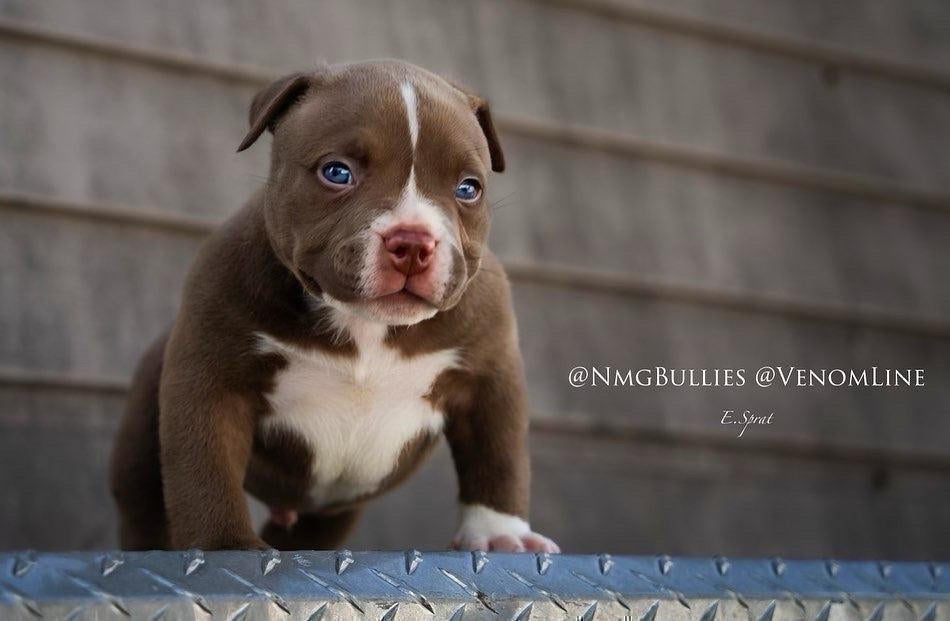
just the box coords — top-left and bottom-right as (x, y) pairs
(110, 60), (559, 554)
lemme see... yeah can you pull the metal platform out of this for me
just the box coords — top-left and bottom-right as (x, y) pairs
(0, 551), (947, 620)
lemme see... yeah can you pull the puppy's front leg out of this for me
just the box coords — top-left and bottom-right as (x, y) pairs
(444, 358), (560, 554)
(159, 380), (264, 550)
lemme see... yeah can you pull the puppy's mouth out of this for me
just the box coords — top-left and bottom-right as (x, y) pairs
(299, 269), (435, 308)
(373, 288), (437, 309)
(298, 268), (439, 325)
(321, 286), (439, 326)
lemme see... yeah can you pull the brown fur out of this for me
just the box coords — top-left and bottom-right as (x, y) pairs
(110, 60), (529, 550)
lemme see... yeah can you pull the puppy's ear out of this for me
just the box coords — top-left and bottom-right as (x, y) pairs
(450, 81), (505, 173)
(472, 98), (505, 173)
(237, 72), (312, 152)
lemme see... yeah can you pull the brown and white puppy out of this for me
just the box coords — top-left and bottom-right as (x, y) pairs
(109, 60), (559, 554)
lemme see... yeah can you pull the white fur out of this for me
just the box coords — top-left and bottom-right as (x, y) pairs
(400, 81), (419, 149)
(453, 504), (560, 553)
(256, 308), (459, 507)
(455, 504), (531, 541)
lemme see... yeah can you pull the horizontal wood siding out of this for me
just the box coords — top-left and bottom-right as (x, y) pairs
(0, 0), (947, 556)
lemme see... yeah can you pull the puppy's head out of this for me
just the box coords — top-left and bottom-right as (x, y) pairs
(238, 60), (504, 326)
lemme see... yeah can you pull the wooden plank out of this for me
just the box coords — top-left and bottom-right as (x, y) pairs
(0, 210), (196, 376)
(5, 191), (950, 337)
(0, 40), (265, 218)
(0, 389), (121, 550)
(6, 0), (950, 82)
(3, 19), (950, 214)
(2, 390), (948, 559)
(613, 0), (950, 72)
(2, 2), (950, 191)
(526, 433), (950, 559)
(490, 136), (950, 323)
(510, 280), (950, 458)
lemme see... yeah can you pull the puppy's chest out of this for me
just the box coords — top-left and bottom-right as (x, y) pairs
(257, 328), (457, 506)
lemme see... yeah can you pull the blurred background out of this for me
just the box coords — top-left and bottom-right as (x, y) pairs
(1, 1), (949, 558)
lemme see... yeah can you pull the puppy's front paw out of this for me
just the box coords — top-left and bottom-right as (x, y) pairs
(451, 504), (560, 553)
(453, 531), (561, 553)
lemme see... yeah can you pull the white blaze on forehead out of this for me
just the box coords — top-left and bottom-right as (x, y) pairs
(399, 82), (420, 150)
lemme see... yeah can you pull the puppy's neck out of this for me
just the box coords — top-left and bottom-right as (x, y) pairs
(308, 293), (390, 350)
(224, 203), (352, 352)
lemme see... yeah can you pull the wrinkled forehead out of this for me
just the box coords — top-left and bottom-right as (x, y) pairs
(281, 65), (491, 175)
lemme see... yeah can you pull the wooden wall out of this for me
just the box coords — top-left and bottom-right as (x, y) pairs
(1, 0), (949, 557)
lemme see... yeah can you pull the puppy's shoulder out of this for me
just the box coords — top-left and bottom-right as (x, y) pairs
(166, 196), (293, 372)
(186, 197), (267, 285)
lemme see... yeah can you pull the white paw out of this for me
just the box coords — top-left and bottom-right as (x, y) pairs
(451, 504), (560, 553)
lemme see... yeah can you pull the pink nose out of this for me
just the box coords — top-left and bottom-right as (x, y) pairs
(384, 228), (436, 276)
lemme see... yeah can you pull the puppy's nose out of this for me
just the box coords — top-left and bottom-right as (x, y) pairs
(384, 228), (437, 276)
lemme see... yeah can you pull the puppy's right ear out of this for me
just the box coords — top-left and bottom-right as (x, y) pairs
(237, 72), (312, 152)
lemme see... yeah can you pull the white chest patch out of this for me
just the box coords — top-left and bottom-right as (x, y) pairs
(256, 318), (457, 507)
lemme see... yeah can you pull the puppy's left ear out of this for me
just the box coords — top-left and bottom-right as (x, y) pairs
(451, 81), (505, 173)
(237, 72), (312, 152)
(473, 98), (505, 173)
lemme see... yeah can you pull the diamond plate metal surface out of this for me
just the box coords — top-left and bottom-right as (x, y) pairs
(0, 551), (947, 620)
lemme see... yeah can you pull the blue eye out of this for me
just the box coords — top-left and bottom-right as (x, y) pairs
(455, 178), (482, 201)
(320, 161), (354, 186)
